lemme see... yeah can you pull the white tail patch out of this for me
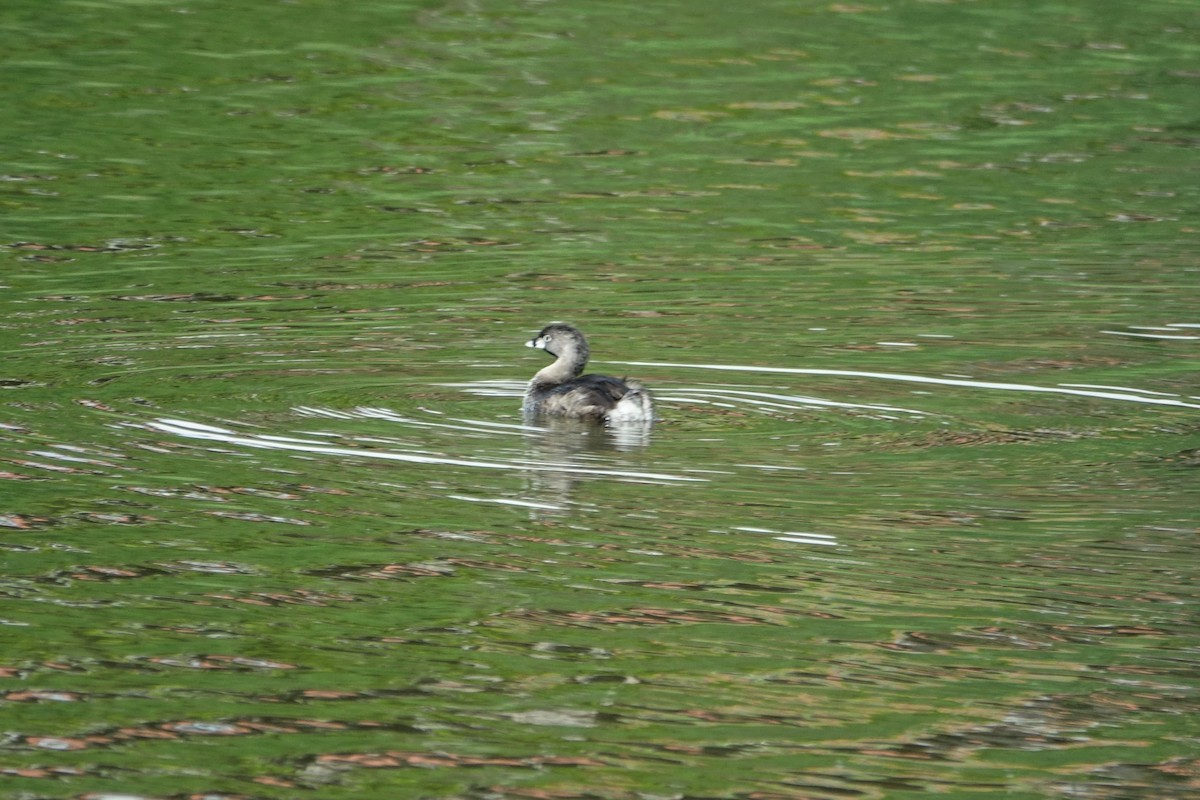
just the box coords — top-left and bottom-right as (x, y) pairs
(608, 389), (655, 424)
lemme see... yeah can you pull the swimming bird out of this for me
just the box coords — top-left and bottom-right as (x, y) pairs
(523, 323), (654, 424)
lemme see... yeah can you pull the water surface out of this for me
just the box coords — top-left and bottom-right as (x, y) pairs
(2, 0), (1198, 798)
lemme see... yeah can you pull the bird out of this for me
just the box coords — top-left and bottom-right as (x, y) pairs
(523, 323), (654, 424)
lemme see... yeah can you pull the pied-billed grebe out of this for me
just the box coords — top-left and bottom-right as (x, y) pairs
(523, 323), (654, 424)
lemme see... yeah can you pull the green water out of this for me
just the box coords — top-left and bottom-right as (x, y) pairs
(2, 0), (1198, 798)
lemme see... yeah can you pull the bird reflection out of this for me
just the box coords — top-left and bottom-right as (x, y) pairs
(521, 417), (653, 517)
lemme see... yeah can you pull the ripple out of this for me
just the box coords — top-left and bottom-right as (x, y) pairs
(657, 385), (928, 416)
(296, 404), (540, 437)
(1101, 328), (1199, 340)
(443, 378), (929, 417)
(437, 379), (525, 399)
(732, 526), (840, 547)
(447, 494), (565, 511)
(143, 417), (706, 484)
(611, 361), (1200, 410)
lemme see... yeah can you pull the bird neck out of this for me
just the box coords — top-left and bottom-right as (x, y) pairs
(534, 351), (585, 385)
